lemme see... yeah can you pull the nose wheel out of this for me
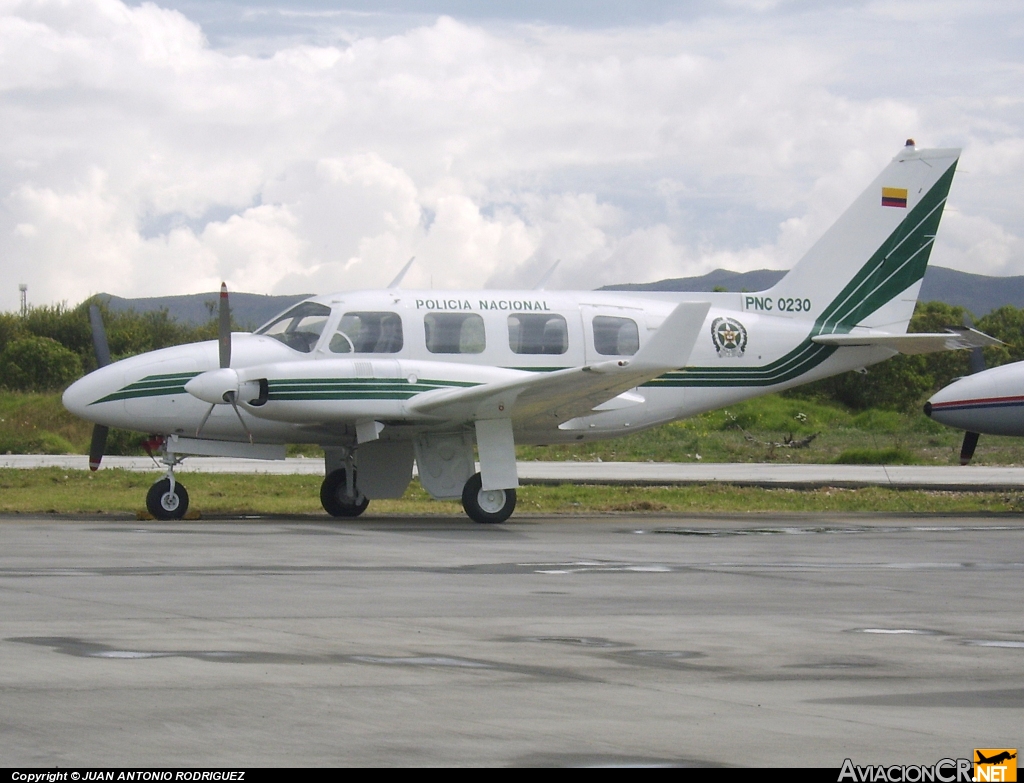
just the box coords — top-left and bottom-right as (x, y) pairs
(320, 468), (370, 517)
(461, 472), (516, 524)
(146, 477), (190, 520)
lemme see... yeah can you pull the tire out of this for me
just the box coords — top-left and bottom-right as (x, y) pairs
(320, 468), (370, 518)
(146, 478), (189, 520)
(461, 472), (516, 524)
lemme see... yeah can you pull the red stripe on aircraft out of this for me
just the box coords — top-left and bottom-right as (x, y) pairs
(930, 394), (1024, 409)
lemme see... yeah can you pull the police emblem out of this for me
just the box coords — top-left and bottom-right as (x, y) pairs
(711, 317), (747, 358)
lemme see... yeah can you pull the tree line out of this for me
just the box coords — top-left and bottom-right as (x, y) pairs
(787, 302), (1024, 411)
(1, 297), (1022, 412)
(0, 298), (221, 392)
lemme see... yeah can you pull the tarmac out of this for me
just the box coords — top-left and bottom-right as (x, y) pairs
(1, 511), (1022, 766)
(4, 454), (1024, 490)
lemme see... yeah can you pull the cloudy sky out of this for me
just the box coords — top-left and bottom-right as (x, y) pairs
(2, 0), (1023, 311)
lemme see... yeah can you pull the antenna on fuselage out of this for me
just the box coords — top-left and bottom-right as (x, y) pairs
(387, 256), (416, 289)
(532, 259), (560, 290)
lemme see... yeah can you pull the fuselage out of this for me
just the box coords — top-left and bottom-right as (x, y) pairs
(63, 287), (893, 447)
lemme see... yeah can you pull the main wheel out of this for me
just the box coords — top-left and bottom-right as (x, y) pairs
(320, 468), (370, 518)
(461, 472), (516, 524)
(146, 478), (189, 520)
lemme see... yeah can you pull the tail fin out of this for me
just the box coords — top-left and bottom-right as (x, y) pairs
(766, 143), (960, 335)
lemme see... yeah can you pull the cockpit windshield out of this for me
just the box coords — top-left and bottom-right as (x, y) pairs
(255, 302), (332, 353)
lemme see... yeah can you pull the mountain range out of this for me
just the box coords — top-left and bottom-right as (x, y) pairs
(97, 266), (1024, 327)
(602, 265), (1024, 317)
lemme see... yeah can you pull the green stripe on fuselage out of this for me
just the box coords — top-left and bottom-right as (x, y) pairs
(264, 377), (480, 402)
(91, 372), (200, 404)
(92, 373), (480, 405)
(268, 391), (421, 401)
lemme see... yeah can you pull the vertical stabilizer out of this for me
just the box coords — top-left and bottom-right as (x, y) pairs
(766, 143), (960, 334)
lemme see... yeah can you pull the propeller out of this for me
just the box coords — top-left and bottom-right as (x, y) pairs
(87, 305), (111, 471)
(959, 313), (985, 465)
(219, 281), (231, 369)
(191, 283), (252, 442)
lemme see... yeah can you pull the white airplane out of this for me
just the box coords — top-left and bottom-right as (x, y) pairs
(63, 141), (996, 523)
(924, 350), (1022, 464)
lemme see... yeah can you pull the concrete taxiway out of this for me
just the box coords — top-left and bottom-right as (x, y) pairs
(1, 513), (1022, 767)
(4, 454), (1024, 490)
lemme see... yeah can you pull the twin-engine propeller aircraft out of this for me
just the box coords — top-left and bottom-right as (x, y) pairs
(64, 141), (997, 522)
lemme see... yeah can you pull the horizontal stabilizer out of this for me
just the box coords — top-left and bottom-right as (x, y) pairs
(407, 301), (710, 425)
(812, 327), (1000, 355)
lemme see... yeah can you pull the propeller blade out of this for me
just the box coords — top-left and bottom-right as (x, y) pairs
(532, 259), (560, 291)
(968, 347), (986, 376)
(961, 313), (986, 375)
(225, 392), (253, 443)
(195, 403), (216, 437)
(386, 256), (415, 289)
(87, 308), (112, 471)
(88, 305), (112, 368)
(88, 425), (109, 471)
(960, 431), (980, 465)
(218, 282), (231, 369)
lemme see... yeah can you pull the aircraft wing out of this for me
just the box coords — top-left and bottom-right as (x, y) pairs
(812, 327), (1000, 355)
(406, 302), (711, 425)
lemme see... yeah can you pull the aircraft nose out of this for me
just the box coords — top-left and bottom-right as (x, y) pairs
(923, 392), (959, 429)
(62, 365), (119, 423)
(924, 373), (995, 433)
(62, 376), (90, 419)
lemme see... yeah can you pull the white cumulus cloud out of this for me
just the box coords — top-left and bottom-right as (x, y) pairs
(1, 0), (1023, 311)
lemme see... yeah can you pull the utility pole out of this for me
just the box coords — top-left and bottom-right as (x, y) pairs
(19, 284), (27, 316)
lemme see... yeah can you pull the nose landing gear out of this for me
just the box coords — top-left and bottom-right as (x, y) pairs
(146, 445), (189, 520)
(146, 476), (190, 520)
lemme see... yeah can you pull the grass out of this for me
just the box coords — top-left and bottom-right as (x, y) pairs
(833, 447), (919, 465)
(518, 394), (1024, 466)
(2, 468), (1023, 517)
(0, 392), (86, 454)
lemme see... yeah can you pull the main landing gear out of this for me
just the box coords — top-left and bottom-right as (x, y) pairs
(461, 472), (516, 524)
(316, 465), (515, 524)
(320, 467), (369, 518)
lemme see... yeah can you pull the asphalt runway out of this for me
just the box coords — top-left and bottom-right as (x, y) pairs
(1, 513), (1022, 767)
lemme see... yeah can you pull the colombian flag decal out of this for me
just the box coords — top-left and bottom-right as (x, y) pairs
(882, 187), (908, 208)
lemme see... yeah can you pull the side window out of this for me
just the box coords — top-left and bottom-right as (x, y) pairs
(255, 302), (332, 353)
(593, 315), (639, 356)
(508, 313), (568, 355)
(424, 313), (485, 354)
(329, 312), (404, 354)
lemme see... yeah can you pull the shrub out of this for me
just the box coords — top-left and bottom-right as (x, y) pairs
(0, 336), (82, 392)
